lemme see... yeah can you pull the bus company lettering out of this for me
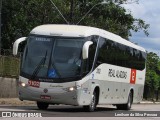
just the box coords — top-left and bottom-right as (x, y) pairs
(108, 69), (127, 79)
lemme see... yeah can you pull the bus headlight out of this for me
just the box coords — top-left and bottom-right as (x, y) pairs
(19, 82), (27, 87)
(64, 85), (81, 92)
(69, 87), (75, 91)
(21, 83), (26, 87)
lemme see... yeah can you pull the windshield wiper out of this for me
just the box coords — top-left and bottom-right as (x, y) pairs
(31, 51), (47, 79)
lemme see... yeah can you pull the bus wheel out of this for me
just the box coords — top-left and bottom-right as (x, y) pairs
(126, 91), (133, 110)
(83, 92), (97, 112)
(37, 101), (49, 110)
(116, 91), (133, 110)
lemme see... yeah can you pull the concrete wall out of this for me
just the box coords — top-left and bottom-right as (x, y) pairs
(0, 77), (18, 98)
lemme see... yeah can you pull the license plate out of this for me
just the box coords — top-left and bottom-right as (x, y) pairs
(40, 95), (51, 100)
(28, 80), (40, 88)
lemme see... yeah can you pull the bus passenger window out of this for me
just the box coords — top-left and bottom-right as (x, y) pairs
(88, 43), (96, 71)
(96, 37), (107, 66)
(83, 36), (98, 73)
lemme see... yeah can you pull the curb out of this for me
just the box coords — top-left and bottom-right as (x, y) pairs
(140, 101), (160, 104)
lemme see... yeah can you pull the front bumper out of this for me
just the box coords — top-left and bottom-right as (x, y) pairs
(19, 86), (80, 105)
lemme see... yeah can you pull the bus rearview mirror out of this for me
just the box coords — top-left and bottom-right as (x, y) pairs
(13, 37), (27, 55)
(82, 41), (93, 59)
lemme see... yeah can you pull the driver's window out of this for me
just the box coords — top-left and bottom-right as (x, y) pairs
(82, 36), (98, 74)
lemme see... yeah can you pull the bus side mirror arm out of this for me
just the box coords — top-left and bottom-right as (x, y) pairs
(13, 37), (27, 55)
(82, 41), (93, 59)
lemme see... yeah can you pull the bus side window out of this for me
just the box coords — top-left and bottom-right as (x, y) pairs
(106, 40), (115, 65)
(96, 37), (107, 66)
(82, 36), (98, 75)
(88, 36), (98, 71)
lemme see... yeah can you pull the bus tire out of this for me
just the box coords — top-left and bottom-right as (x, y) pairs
(83, 91), (97, 112)
(116, 91), (133, 110)
(37, 101), (49, 110)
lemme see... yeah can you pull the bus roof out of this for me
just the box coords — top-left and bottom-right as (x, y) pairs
(30, 24), (146, 52)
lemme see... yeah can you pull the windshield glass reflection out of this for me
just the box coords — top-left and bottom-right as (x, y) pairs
(21, 35), (85, 79)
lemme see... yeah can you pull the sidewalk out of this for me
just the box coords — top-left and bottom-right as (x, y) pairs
(140, 101), (160, 104)
(0, 98), (35, 106)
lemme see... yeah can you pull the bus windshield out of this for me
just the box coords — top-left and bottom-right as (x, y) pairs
(21, 35), (85, 81)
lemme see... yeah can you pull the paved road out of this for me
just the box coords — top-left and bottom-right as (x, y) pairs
(0, 104), (160, 119)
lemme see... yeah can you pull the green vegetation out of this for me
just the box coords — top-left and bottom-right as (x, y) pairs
(144, 52), (160, 101)
(1, 0), (149, 49)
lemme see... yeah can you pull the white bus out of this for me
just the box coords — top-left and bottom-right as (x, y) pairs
(13, 24), (146, 112)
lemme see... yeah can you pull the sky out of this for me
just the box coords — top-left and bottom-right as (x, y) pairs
(122, 0), (160, 56)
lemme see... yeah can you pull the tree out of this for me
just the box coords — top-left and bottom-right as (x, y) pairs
(2, 0), (149, 49)
(65, 0), (149, 38)
(145, 52), (160, 101)
(2, 0), (61, 49)
(156, 59), (160, 101)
